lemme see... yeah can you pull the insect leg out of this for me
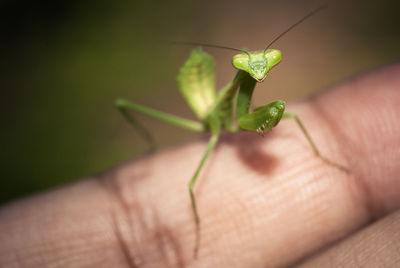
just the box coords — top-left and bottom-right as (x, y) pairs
(188, 132), (219, 257)
(282, 113), (349, 172)
(116, 98), (205, 150)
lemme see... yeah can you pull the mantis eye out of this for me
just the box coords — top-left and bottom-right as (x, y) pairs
(232, 53), (249, 72)
(264, 49), (282, 69)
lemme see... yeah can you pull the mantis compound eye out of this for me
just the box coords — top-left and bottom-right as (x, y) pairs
(265, 49), (282, 69)
(232, 52), (249, 72)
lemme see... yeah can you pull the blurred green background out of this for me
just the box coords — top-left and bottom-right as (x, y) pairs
(1, 0), (399, 205)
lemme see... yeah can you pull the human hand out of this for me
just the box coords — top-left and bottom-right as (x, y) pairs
(1, 64), (399, 267)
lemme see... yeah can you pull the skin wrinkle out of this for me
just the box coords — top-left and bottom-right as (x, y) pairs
(294, 210), (400, 267)
(97, 169), (145, 266)
(3, 203), (119, 267)
(307, 99), (377, 260)
(104, 162), (184, 266)
(152, 214), (185, 268)
(111, 210), (137, 268)
(196, 140), (264, 258)
(309, 92), (377, 224)
(97, 164), (186, 268)
(226, 186), (255, 247)
(1, 182), (117, 267)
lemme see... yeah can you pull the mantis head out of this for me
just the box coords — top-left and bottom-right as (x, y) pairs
(175, 5), (325, 83)
(232, 49), (282, 82)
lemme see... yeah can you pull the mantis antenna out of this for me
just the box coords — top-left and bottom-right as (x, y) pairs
(264, 5), (328, 51)
(172, 41), (251, 56)
(174, 5), (327, 55)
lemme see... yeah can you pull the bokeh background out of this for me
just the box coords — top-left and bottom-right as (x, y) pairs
(1, 0), (399, 205)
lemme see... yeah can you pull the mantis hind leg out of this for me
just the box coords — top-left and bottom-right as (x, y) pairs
(115, 98), (205, 151)
(282, 113), (349, 172)
(116, 99), (156, 151)
(188, 132), (219, 258)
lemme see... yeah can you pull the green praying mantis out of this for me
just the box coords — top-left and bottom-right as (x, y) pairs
(115, 6), (348, 257)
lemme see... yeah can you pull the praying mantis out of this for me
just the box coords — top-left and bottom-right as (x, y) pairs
(115, 6), (348, 257)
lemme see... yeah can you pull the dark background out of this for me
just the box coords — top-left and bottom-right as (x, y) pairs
(1, 0), (399, 204)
